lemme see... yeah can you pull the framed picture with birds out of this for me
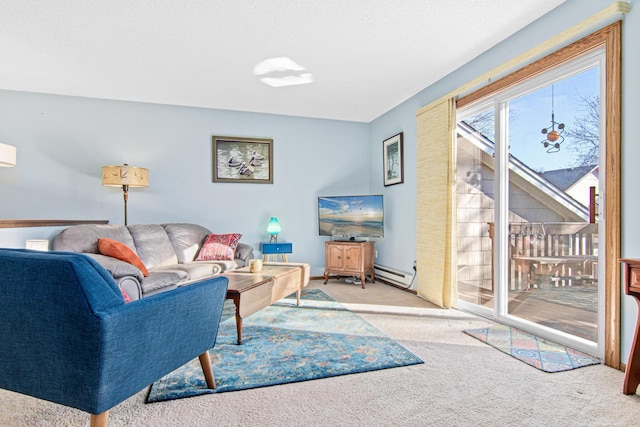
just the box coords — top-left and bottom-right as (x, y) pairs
(212, 135), (273, 183)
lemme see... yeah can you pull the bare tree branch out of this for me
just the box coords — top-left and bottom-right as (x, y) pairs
(565, 94), (599, 166)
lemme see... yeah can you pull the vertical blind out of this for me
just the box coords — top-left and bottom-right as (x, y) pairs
(415, 97), (457, 308)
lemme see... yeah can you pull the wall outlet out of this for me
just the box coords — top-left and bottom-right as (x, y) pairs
(413, 260), (417, 272)
(374, 250), (378, 258)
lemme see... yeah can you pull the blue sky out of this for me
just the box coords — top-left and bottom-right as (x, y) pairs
(508, 66), (600, 172)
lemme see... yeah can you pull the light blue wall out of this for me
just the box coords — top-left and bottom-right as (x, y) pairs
(0, 90), (369, 274)
(369, 0), (639, 363)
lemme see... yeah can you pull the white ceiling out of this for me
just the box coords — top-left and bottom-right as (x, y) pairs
(0, 0), (567, 123)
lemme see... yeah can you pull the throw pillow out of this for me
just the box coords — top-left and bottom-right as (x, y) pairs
(121, 288), (132, 303)
(196, 233), (242, 261)
(98, 238), (149, 277)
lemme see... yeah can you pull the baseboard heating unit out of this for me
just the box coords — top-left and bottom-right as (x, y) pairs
(374, 264), (414, 288)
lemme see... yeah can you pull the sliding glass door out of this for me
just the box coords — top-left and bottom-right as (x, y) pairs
(456, 106), (495, 310)
(456, 49), (604, 355)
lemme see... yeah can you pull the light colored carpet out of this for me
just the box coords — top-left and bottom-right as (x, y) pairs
(2, 279), (640, 426)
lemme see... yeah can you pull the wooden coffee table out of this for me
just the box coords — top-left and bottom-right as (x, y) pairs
(223, 262), (310, 344)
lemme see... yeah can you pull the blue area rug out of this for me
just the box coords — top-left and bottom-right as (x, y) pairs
(147, 289), (423, 402)
(464, 324), (600, 373)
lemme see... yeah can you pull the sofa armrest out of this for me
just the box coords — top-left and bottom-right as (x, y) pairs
(235, 243), (254, 267)
(116, 275), (143, 301)
(84, 253), (144, 281)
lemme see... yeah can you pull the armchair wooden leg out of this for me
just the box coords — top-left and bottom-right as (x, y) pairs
(90, 411), (109, 427)
(199, 351), (216, 389)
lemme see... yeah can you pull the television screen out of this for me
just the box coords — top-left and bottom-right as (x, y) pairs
(318, 195), (384, 238)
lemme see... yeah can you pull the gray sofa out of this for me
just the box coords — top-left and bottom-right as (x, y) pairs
(52, 223), (253, 300)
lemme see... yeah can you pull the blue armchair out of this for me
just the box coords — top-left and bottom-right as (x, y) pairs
(0, 249), (229, 426)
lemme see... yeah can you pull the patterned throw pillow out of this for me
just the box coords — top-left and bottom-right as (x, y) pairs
(98, 238), (149, 277)
(196, 233), (242, 261)
(121, 288), (132, 303)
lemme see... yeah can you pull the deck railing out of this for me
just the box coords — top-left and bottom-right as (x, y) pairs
(488, 222), (598, 291)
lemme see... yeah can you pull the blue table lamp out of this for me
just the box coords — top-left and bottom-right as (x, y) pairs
(267, 217), (281, 243)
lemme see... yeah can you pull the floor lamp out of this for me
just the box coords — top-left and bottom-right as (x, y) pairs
(0, 143), (17, 167)
(102, 164), (149, 225)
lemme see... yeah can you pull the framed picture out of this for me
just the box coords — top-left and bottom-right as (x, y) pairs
(383, 132), (404, 186)
(212, 135), (273, 184)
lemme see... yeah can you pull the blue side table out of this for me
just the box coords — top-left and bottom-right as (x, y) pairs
(261, 242), (293, 262)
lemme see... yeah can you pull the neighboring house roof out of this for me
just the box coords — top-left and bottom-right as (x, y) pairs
(457, 121), (590, 221)
(540, 165), (599, 191)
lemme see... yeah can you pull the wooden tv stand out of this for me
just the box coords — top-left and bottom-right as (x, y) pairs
(323, 240), (375, 289)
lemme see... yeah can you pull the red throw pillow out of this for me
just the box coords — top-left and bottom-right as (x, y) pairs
(98, 238), (149, 277)
(121, 288), (132, 303)
(196, 233), (242, 261)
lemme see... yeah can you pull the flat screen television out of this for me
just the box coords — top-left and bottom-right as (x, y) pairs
(318, 195), (384, 239)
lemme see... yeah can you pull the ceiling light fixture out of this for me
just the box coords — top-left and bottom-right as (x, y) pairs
(253, 57), (314, 88)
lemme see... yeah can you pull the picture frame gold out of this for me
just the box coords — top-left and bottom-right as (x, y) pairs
(383, 132), (404, 186)
(212, 135), (273, 184)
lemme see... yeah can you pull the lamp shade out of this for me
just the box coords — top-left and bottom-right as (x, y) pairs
(0, 143), (17, 167)
(267, 217), (281, 235)
(102, 164), (149, 187)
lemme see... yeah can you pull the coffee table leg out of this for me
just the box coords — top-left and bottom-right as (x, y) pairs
(296, 289), (301, 306)
(230, 295), (243, 345)
(235, 315), (243, 345)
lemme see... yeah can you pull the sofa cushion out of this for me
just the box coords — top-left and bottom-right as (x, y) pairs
(98, 238), (149, 277)
(196, 233), (242, 261)
(127, 224), (178, 269)
(205, 260), (238, 272)
(148, 266), (190, 280)
(162, 223), (211, 263)
(177, 262), (223, 280)
(52, 224), (136, 253)
(140, 271), (185, 294)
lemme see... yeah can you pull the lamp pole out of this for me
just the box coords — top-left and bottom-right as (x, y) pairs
(122, 184), (129, 225)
